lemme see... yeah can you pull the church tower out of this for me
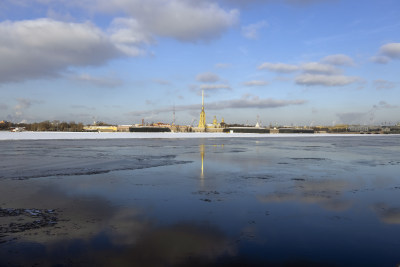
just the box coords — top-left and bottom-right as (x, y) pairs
(198, 90), (206, 128)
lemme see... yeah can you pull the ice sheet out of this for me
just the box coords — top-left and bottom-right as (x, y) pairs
(0, 131), (387, 140)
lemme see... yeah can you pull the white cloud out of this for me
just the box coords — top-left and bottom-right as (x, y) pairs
(212, 95), (306, 109)
(72, 73), (123, 88)
(301, 62), (341, 74)
(11, 0), (240, 42)
(241, 20), (268, 40)
(14, 98), (32, 113)
(370, 55), (390, 64)
(373, 100), (398, 109)
(200, 84), (231, 91)
(284, 0), (332, 5)
(260, 58), (358, 87)
(0, 1), (240, 84)
(373, 80), (396, 90)
(221, 0), (331, 7)
(321, 54), (354, 66)
(243, 80), (269, 86)
(0, 19), (127, 83)
(196, 72), (220, 83)
(13, 98), (42, 120)
(127, 95), (306, 117)
(380, 43), (400, 59)
(295, 74), (359, 86)
(258, 62), (300, 73)
(372, 43), (400, 64)
(99, 0), (239, 42)
(109, 17), (154, 56)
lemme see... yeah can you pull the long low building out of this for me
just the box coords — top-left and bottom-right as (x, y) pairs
(223, 127), (270, 133)
(83, 125), (117, 132)
(279, 128), (314, 134)
(129, 126), (171, 132)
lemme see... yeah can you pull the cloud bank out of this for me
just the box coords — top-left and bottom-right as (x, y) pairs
(258, 63), (300, 73)
(96, 0), (239, 42)
(372, 43), (400, 64)
(0, 19), (126, 83)
(295, 74), (359, 86)
(321, 54), (354, 66)
(72, 73), (123, 88)
(241, 20), (268, 40)
(259, 54), (359, 87)
(200, 84), (231, 91)
(196, 72), (220, 83)
(0, 1), (240, 84)
(243, 80), (269, 86)
(128, 95), (306, 117)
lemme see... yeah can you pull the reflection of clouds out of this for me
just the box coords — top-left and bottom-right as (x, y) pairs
(105, 208), (150, 246)
(1, 182), (235, 266)
(373, 203), (400, 224)
(116, 223), (235, 266)
(6, 222), (235, 267)
(258, 179), (352, 211)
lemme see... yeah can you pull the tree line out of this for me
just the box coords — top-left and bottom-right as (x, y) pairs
(1, 121), (85, 132)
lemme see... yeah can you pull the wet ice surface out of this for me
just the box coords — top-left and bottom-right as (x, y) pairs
(0, 136), (400, 266)
(0, 140), (191, 180)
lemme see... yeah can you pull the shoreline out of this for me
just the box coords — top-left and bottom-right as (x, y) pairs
(1, 131), (399, 140)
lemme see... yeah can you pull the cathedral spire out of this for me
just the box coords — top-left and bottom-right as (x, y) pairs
(198, 89), (206, 128)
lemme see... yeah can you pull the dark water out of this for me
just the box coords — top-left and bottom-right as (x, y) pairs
(1, 136), (400, 266)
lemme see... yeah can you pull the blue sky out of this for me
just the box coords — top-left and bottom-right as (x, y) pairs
(0, 0), (399, 126)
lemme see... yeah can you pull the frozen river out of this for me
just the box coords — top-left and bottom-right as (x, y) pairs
(1, 135), (400, 266)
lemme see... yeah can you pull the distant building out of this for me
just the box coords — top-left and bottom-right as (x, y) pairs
(83, 125), (117, 132)
(278, 128), (314, 134)
(117, 125), (131, 132)
(348, 125), (369, 132)
(152, 122), (170, 127)
(224, 127), (270, 134)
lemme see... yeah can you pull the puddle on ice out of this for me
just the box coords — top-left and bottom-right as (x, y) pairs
(0, 136), (400, 266)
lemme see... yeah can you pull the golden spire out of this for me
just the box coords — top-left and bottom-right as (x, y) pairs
(198, 89), (206, 128)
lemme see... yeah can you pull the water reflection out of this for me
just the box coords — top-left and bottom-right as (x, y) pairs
(258, 179), (354, 211)
(200, 144), (205, 182)
(0, 183), (235, 267)
(373, 203), (400, 224)
(1, 221), (234, 267)
(1, 137), (400, 266)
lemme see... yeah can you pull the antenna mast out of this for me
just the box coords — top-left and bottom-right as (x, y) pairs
(173, 104), (176, 125)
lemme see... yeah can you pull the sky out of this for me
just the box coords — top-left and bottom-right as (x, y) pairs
(0, 0), (399, 126)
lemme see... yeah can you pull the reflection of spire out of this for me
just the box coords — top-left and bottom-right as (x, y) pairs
(200, 144), (205, 182)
